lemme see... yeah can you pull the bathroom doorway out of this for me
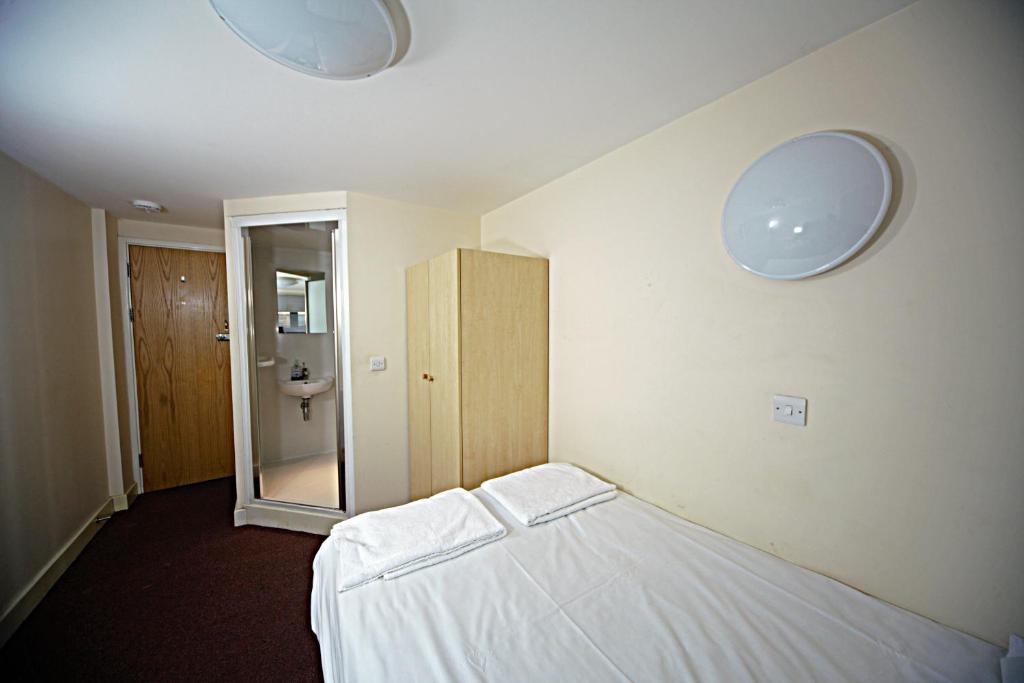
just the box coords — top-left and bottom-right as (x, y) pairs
(244, 221), (346, 510)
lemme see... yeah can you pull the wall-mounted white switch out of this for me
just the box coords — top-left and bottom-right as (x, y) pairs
(773, 395), (807, 426)
(369, 356), (387, 372)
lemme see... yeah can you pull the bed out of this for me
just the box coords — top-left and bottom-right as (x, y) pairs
(311, 489), (1002, 682)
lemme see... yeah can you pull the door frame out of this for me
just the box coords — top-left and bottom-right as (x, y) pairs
(117, 237), (227, 494)
(225, 208), (355, 529)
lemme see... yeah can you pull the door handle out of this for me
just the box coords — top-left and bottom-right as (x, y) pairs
(215, 333), (230, 342)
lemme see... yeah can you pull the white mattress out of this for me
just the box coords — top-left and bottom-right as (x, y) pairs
(311, 490), (1001, 682)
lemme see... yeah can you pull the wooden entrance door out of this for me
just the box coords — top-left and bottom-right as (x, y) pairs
(129, 245), (235, 491)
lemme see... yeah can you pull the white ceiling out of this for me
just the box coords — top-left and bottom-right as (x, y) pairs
(0, 0), (911, 228)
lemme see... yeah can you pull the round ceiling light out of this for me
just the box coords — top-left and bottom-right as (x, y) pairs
(210, 0), (399, 80)
(721, 131), (892, 280)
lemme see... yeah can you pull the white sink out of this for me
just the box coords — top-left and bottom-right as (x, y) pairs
(278, 376), (334, 399)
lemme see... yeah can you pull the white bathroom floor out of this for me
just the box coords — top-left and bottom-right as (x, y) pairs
(260, 452), (340, 509)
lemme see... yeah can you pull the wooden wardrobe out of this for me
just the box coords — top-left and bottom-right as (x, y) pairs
(406, 249), (548, 498)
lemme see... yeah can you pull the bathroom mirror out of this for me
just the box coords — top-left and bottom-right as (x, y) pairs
(276, 269), (328, 334)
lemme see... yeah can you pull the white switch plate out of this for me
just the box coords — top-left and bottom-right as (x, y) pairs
(369, 356), (386, 372)
(773, 395), (807, 426)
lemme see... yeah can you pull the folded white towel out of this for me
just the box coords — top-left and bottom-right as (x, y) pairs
(481, 463), (616, 526)
(331, 488), (506, 592)
(381, 534), (498, 580)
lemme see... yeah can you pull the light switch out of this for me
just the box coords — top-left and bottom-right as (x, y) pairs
(369, 356), (387, 372)
(773, 395), (807, 426)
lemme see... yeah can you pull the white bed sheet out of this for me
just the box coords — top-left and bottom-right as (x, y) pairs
(311, 490), (1001, 682)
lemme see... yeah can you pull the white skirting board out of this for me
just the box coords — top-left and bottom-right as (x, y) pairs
(0, 491), (132, 646)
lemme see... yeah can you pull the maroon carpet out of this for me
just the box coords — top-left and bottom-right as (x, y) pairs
(0, 478), (325, 682)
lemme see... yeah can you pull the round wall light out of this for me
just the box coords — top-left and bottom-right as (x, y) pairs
(210, 0), (400, 80)
(721, 131), (892, 280)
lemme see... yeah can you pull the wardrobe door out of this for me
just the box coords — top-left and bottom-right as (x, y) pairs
(427, 250), (462, 493)
(406, 261), (432, 501)
(460, 250), (549, 489)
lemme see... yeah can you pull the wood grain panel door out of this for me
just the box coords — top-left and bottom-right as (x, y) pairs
(129, 245), (234, 491)
(406, 261), (432, 501)
(460, 250), (549, 490)
(427, 250), (462, 493)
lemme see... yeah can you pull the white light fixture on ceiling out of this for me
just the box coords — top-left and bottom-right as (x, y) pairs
(721, 131), (892, 280)
(209, 0), (401, 80)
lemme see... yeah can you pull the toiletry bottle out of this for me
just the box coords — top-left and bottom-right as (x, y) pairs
(291, 360), (303, 380)
(301, 362), (310, 380)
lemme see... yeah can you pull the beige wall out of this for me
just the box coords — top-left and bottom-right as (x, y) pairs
(346, 193), (480, 512)
(118, 218), (224, 247)
(105, 213), (134, 490)
(481, 0), (1023, 646)
(0, 153), (110, 621)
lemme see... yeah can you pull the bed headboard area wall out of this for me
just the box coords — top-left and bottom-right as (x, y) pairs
(480, 0), (1024, 647)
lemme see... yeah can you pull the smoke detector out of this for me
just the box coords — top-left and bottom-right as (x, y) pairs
(131, 199), (164, 214)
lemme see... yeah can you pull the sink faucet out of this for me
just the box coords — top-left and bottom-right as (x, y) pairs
(301, 362), (309, 380)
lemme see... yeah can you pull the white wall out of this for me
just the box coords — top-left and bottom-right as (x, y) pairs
(346, 192), (480, 512)
(481, 0), (1023, 646)
(0, 152), (110, 628)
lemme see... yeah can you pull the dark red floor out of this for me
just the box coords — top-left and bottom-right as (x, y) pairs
(0, 477), (325, 682)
